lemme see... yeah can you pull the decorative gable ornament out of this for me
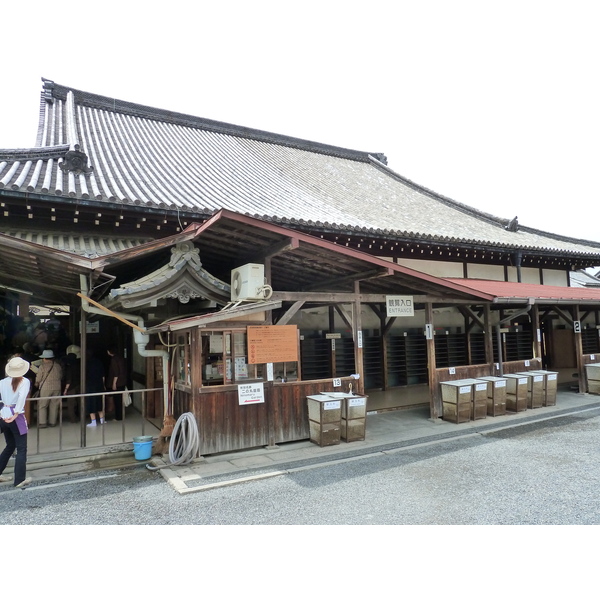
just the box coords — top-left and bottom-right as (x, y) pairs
(59, 149), (93, 174)
(108, 241), (230, 308)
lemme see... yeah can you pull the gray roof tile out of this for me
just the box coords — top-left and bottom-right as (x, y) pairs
(0, 78), (599, 259)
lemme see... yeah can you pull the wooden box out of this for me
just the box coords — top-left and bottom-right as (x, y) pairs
(585, 363), (600, 382)
(477, 376), (507, 416)
(341, 418), (366, 442)
(440, 380), (475, 405)
(307, 395), (342, 447)
(342, 395), (367, 442)
(307, 395), (342, 424)
(585, 364), (600, 395)
(503, 374), (528, 412)
(308, 421), (341, 447)
(440, 379), (486, 422)
(472, 381), (488, 421)
(515, 372), (544, 409)
(589, 380), (600, 395)
(528, 370), (558, 406)
(442, 402), (471, 424)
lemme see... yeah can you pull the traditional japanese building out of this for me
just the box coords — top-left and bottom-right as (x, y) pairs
(1, 78), (600, 455)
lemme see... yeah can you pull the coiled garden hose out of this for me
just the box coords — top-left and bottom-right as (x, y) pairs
(146, 412), (200, 471)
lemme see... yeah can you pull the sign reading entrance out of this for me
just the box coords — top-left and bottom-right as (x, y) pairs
(247, 325), (298, 364)
(386, 295), (414, 317)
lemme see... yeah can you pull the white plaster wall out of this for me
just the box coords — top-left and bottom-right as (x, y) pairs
(466, 263), (504, 280)
(543, 269), (568, 286)
(506, 266), (541, 283)
(396, 258), (463, 278)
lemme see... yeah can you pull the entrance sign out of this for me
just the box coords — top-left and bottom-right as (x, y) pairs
(386, 295), (414, 317)
(238, 382), (265, 405)
(247, 325), (298, 364)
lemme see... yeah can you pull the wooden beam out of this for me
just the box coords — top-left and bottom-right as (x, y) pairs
(274, 300), (305, 326)
(457, 305), (484, 329)
(302, 267), (394, 292)
(551, 306), (574, 327)
(334, 304), (353, 330)
(270, 291), (484, 304)
(247, 237), (299, 263)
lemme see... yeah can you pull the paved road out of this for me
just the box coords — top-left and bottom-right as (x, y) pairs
(3, 408), (600, 525)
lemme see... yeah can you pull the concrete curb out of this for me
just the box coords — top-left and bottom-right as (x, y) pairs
(158, 401), (600, 495)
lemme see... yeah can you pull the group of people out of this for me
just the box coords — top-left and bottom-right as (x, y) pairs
(0, 341), (128, 488)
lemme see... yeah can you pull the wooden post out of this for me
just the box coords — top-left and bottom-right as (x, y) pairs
(531, 304), (542, 362)
(425, 302), (440, 419)
(353, 282), (364, 395)
(329, 306), (336, 377)
(484, 305), (494, 372)
(573, 305), (586, 393)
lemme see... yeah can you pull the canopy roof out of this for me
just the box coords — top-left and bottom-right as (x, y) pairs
(3, 210), (600, 318)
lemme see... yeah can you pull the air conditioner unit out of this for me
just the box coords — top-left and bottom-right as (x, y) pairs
(231, 263), (265, 301)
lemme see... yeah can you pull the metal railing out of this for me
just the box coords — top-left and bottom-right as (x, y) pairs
(26, 387), (163, 455)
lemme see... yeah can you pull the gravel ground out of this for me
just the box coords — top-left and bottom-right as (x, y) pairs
(2, 409), (600, 525)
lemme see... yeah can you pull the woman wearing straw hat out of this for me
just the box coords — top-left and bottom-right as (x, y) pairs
(0, 356), (32, 488)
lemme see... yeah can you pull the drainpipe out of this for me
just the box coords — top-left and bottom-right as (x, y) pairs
(79, 275), (171, 420)
(495, 304), (533, 376)
(513, 251), (523, 283)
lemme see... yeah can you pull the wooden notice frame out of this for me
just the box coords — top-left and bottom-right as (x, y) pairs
(247, 325), (299, 364)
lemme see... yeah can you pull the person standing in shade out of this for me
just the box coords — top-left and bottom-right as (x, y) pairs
(0, 356), (32, 488)
(35, 349), (63, 428)
(106, 345), (127, 421)
(63, 345), (82, 423)
(86, 348), (105, 427)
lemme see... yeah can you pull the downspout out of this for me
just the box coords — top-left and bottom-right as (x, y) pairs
(495, 303), (533, 376)
(79, 275), (171, 420)
(513, 251), (523, 283)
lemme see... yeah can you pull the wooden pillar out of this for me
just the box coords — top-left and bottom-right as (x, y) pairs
(80, 305), (87, 447)
(353, 282), (364, 395)
(425, 302), (440, 419)
(328, 306), (336, 377)
(573, 305), (586, 393)
(484, 305), (494, 370)
(381, 309), (390, 391)
(531, 304), (542, 362)
(264, 257), (272, 325)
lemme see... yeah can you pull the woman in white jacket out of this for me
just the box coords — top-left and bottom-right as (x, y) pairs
(0, 356), (32, 488)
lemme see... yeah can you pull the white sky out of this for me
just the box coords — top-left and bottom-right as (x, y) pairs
(2, 0), (599, 242)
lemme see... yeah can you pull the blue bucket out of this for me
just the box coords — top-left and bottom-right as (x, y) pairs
(133, 440), (153, 460)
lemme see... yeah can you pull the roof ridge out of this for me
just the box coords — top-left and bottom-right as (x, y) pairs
(42, 78), (383, 164)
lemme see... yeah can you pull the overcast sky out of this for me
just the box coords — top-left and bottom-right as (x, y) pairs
(2, 1), (599, 242)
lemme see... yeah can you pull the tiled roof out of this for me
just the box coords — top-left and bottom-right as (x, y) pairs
(1, 78), (600, 259)
(0, 229), (152, 258)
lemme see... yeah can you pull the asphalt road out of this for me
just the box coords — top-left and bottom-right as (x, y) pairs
(3, 409), (600, 525)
